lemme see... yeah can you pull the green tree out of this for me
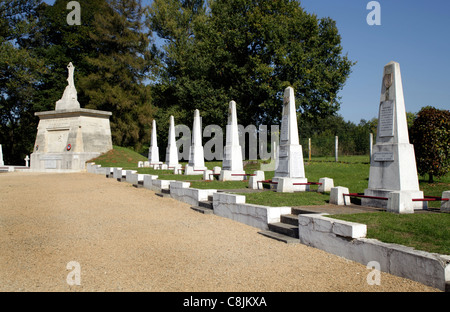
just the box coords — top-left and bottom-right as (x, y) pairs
(28, 0), (106, 113)
(410, 106), (450, 183)
(0, 0), (44, 164)
(148, 0), (355, 129)
(79, 0), (157, 151)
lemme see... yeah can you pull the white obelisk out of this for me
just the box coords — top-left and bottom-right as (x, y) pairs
(219, 100), (245, 181)
(148, 119), (161, 166)
(273, 86), (307, 192)
(362, 61), (424, 213)
(165, 115), (179, 168)
(0, 144), (4, 166)
(185, 109), (207, 175)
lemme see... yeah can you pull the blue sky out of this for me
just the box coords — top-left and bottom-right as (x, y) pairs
(44, 0), (450, 123)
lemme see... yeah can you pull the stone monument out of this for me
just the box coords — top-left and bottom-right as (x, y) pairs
(273, 87), (307, 192)
(30, 62), (113, 171)
(165, 115), (179, 168)
(0, 144), (4, 166)
(148, 119), (162, 167)
(362, 61), (424, 213)
(219, 101), (245, 181)
(185, 109), (207, 175)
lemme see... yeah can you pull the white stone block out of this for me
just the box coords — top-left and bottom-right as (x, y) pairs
(213, 166), (221, 175)
(276, 177), (308, 192)
(160, 164), (168, 170)
(441, 191), (450, 213)
(173, 164), (183, 174)
(170, 181), (191, 190)
(203, 169), (213, 181)
(312, 216), (334, 233)
(152, 179), (174, 190)
(318, 177), (334, 193)
(387, 191), (414, 214)
(331, 219), (367, 238)
(138, 161), (143, 168)
(213, 192), (246, 205)
(143, 174), (158, 189)
(105, 167), (114, 178)
(127, 173), (144, 185)
(184, 164), (206, 175)
(123, 170), (137, 182)
(219, 170), (246, 181)
(330, 186), (349, 205)
(248, 171), (265, 189)
(113, 167), (123, 179)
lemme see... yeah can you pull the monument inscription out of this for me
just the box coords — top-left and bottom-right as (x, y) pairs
(373, 152), (394, 162)
(378, 100), (394, 137)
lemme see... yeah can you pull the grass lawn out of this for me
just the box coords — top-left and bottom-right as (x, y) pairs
(330, 212), (450, 255)
(89, 145), (147, 168)
(238, 190), (330, 207)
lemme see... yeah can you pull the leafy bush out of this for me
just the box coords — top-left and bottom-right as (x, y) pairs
(410, 106), (450, 182)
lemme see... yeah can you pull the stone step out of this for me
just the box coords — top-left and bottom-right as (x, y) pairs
(291, 207), (321, 215)
(198, 201), (213, 209)
(280, 214), (298, 226)
(268, 222), (299, 238)
(258, 230), (299, 244)
(190, 206), (214, 215)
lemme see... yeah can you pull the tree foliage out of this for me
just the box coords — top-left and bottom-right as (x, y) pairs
(147, 0), (355, 129)
(410, 106), (450, 182)
(0, 0), (44, 164)
(78, 0), (157, 150)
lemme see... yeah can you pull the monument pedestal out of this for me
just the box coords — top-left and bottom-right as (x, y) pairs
(363, 142), (426, 210)
(30, 108), (112, 172)
(276, 177), (309, 193)
(219, 170), (246, 181)
(184, 164), (207, 175)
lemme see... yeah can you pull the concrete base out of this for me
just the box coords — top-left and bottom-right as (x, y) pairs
(249, 171), (265, 189)
(362, 188), (427, 210)
(442, 191), (450, 213)
(30, 152), (101, 172)
(213, 193), (291, 230)
(143, 174), (158, 190)
(184, 165), (207, 175)
(275, 177), (308, 192)
(330, 186), (349, 205)
(318, 177), (334, 193)
(219, 170), (246, 181)
(169, 181), (216, 207)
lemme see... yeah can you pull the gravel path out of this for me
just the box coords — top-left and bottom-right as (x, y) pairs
(0, 172), (440, 292)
